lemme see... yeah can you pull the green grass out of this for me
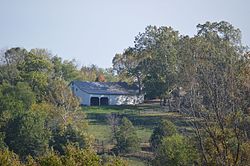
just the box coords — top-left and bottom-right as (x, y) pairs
(83, 105), (140, 114)
(136, 126), (153, 143)
(87, 124), (111, 143)
(83, 104), (164, 115)
(127, 157), (147, 166)
(87, 123), (152, 143)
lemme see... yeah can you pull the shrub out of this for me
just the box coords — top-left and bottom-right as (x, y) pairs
(102, 155), (128, 166)
(0, 149), (23, 166)
(50, 125), (89, 155)
(62, 144), (100, 166)
(153, 134), (198, 166)
(114, 117), (140, 154)
(150, 120), (177, 150)
(37, 151), (62, 166)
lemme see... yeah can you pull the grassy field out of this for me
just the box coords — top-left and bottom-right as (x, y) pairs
(84, 104), (193, 166)
(87, 123), (152, 143)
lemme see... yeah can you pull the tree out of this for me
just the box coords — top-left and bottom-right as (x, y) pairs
(106, 113), (120, 144)
(178, 21), (250, 165)
(0, 82), (36, 131)
(153, 134), (198, 166)
(4, 110), (50, 158)
(140, 26), (179, 102)
(150, 120), (178, 151)
(37, 150), (62, 166)
(50, 125), (89, 155)
(113, 48), (144, 94)
(62, 144), (100, 166)
(95, 74), (106, 82)
(61, 59), (80, 82)
(37, 144), (100, 166)
(0, 47), (27, 85)
(114, 117), (140, 154)
(113, 26), (179, 101)
(45, 78), (86, 130)
(17, 50), (53, 101)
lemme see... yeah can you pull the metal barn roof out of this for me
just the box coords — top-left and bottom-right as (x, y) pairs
(71, 80), (139, 95)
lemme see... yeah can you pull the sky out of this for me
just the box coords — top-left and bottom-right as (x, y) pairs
(0, 0), (249, 68)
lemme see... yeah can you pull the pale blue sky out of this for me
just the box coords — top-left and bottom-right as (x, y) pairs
(0, 0), (249, 68)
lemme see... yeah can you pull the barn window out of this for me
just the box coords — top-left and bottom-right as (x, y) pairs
(100, 97), (109, 106)
(90, 97), (99, 106)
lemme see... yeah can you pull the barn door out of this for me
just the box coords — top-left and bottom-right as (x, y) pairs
(90, 97), (99, 106)
(100, 97), (109, 106)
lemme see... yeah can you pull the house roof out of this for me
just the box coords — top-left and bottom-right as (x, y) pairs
(71, 80), (139, 95)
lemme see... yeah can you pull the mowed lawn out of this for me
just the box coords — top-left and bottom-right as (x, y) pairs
(87, 123), (153, 143)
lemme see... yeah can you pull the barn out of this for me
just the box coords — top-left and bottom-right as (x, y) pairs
(70, 80), (144, 106)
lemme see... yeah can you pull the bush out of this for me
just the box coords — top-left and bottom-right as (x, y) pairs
(0, 149), (23, 166)
(102, 155), (128, 166)
(50, 125), (89, 155)
(62, 144), (100, 166)
(114, 117), (140, 154)
(37, 151), (62, 166)
(150, 120), (177, 150)
(153, 134), (198, 166)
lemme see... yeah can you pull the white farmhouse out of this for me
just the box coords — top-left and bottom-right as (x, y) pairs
(70, 80), (144, 106)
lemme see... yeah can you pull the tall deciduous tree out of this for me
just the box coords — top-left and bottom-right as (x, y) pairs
(113, 26), (179, 101)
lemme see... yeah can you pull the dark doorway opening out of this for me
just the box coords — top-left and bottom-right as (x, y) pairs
(100, 97), (109, 106)
(90, 97), (99, 106)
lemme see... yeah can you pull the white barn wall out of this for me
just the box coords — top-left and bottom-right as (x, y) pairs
(70, 83), (88, 105)
(107, 95), (144, 105)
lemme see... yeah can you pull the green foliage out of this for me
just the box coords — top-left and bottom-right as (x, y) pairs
(4, 111), (50, 158)
(46, 78), (79, 110)
(61, 60), (80, 82)
(62, 144), (100, 166)
(36, 144), (101, 166)
(243, 116), (250, 139)
(150, 120), (177, 150)
(37, 151), (62, 166)
(0, 149), (23, 166)
(18, 52), (53, 100)
(153, 134), (198, 166)
(241, 141), (250, 165)
(178, 21), (250, 165)
(0, 82), (36, 139)
(114, 117), (140, 154)
(0, 47), (27, 85)
(102, 155), (128, 166)
(50, 125), (89, 155)
(113, 26), (179, 98)
(0, 82), (35, 113)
